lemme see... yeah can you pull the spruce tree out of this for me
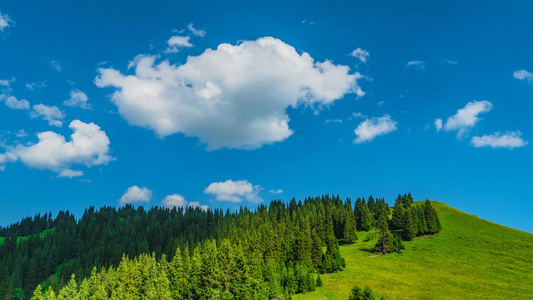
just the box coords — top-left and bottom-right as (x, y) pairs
(360, 201), (373, 232)
(390, 198), (405, 230)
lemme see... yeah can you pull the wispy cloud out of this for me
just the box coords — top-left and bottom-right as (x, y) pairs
(0, 11), (14, 32)
(439, 100), (492, 138)
(513, 69), (533, 82)
(349, 48), (370, 63)
(354, 114), (397, 144)
(187, 23), (206, 37)
(406, 60), (425, 69)
(471, 131), (527, 149)
(164, 36), (194, 53)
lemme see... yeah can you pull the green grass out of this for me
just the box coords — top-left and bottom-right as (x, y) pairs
(295, 201), (533, 300)
(0, 228), (55, 245)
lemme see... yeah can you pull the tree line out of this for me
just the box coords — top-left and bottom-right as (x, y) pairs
(0, 194), (441, 299)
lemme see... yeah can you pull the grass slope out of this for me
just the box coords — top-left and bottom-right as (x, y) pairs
(295, 201), (533, 300)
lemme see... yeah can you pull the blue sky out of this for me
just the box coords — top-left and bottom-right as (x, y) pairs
(1, 1), (532, 233)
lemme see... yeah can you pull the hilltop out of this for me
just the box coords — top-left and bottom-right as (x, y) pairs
(295, 201), (533, 299)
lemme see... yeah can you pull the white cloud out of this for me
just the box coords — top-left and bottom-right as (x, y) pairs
(15, 129), (28, 137)
(268, 189), (283, 194)
(51, 60), (62, 72)
(0, 11), (13, 32)
(434, 118), (443, 132)
(57, 169), (84, 179)
(471, 131), (527, 149)
(188, 201), (209, 211)
(30, 104), (65, 127)
(325, 119), (342, 124)
(513, 69), (533, 82)
(377, 101), (384, 106)
(162, 194), (187, 208)
(353, 114), (397, 144)
(3, 95), (30, 110)
(204, 179), (262, 203)
(64, 89), (91, 109)
(445, 59), (457, 65)
(95, 37), (363, 150)
(164, 36), (194, 53)
(349, 48), (370, 63)
(162, 194), (209, 210)
(11, 120), (112, 173)
(406, 61), (425, 69)
(26, 81), (47, 91)
(441, 100), (492, 137)
(119, 185), (152, 205)
(187, 23), (206, 37)
(0, 152), (17, 165)
(0, 77), (14, 86)
(352, 112), (366, 119)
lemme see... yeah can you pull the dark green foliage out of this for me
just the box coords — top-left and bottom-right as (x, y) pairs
(424, 200), (442, 234)
(355, 199), (372, 231)
(316, 274), (323, 287)
(348, 283), (376, 300)
(390, 197), (405, 230)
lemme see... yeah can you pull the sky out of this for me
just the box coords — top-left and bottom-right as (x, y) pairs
(0, 0), (532, 233)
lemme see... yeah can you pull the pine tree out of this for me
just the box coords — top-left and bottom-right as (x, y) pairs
(343, 206), (358, 244)
(360, 201), (373, 232)
(424, 200), (442, 234)
(402, 207), (416, 240)
(390, 198), (405, 230)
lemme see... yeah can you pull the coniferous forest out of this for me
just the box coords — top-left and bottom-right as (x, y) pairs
(0, 194), (442, 299)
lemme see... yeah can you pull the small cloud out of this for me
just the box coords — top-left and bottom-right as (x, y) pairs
(187, 23), (206, 37)
(0, 77), (15, 86)
(97, 61), (108, 66)
(445, 59), (457, 65)
(57, 169), (84, 179)
(268, 189), (283, 194)
(165, 36), (194, 53)
(15, 129), (28, 137)
(406, 61), (425, 69)
(161, 194), (209, 211)
(171, 28), (185, 33)
(325, 119), (342, 124)
(119, 185), (152, 205)
(301, 20), (317, 25)
(349, 48), (370, 64)
(51, 60), (62, 72)
(513, 69), (533, 82)
(64, 89), (92, 109)
(377, 101), (384, 106)
(162, 194), (187, 208)
(439, 100), (492, 138)
(352, 112), (367, 119)
(30, 104), (65, 127)
(25, 81), (47, 91)
(471, 131), (527, 149)
(0, 11), (14, 32)
(188, 201), (209, 211)
(9, 120), (112, 173)
(80, 179), (92, 184)
(434, 118), (443, 132)
(204, 179), (263, 203)
(3, 95), (30, 110)
(354, 114), (397, 144)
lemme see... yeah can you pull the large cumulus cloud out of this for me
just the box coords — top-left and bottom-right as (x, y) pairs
(95, 37), (363, 150)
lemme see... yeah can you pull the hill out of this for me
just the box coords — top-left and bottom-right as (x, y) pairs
(294, 201), (533, 299)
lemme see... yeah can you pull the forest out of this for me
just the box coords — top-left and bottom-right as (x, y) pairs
(0, 194), (441, 299)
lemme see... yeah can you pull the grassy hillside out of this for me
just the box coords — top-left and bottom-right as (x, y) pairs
(295, 201), (533, 300)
